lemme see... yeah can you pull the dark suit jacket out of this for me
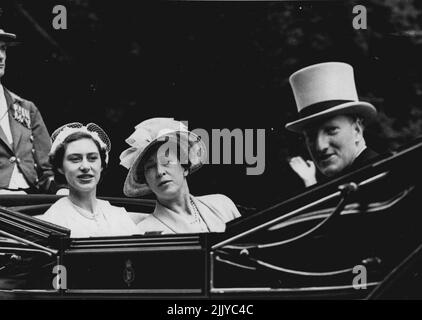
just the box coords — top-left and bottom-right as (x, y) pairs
(346, 147), (379, 174)
(0, 87), (56, 193)
(316, 147), (380, 184)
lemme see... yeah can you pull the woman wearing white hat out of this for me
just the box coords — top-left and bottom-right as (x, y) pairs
(120, 118), (241, 234)
(38, 123), (139, 238)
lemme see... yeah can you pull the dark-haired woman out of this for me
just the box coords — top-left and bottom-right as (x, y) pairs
(39, 123), (139, 238)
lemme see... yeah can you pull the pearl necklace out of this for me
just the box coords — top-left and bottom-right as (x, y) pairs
(190, 198), (201, 225)
(190, 198), (209, 232)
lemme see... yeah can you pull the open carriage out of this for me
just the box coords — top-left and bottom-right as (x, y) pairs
(1, 138), (422, 299)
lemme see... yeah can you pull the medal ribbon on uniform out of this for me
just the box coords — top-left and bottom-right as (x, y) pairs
(12, 102), (31, 129)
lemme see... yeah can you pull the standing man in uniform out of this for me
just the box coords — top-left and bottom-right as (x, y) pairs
(285, 62), (379, 185)
(0, 28), (60, 194)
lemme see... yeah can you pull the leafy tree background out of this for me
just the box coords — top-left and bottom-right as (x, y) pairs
(1, 0), (421, 209)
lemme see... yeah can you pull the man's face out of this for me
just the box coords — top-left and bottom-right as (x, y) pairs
(0, 41), (7, 79)
(303, 115), (363, 177)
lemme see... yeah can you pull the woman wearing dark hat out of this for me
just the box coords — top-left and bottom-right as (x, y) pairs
(38, 123), (139, 237)
(120, 118), (241, 234)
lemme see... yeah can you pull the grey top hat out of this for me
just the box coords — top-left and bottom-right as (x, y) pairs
(285, 62), (377, 133)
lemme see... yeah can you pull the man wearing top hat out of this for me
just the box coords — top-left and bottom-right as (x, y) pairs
(285, 62), (379, 183)
(0, 28), (59, 194)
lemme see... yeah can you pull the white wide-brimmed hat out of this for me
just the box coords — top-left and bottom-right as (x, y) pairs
(285, 62), (377, 133)
(120, 118), (207, 197)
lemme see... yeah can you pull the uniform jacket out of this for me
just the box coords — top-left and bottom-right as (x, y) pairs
(0, 87), (55, 193)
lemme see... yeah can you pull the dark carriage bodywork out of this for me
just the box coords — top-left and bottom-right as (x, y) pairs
(1, 138), (422, 299)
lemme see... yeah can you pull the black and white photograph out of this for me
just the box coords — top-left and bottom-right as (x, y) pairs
(1, 0), (422, 306)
